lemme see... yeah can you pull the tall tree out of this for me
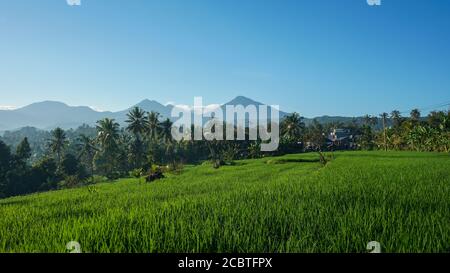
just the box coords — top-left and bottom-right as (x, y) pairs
(47, 127), (68, 167)
(363, 114), (377, 127)
(427, 111), (446, 129)
(126, 107), (148, 135)
(160, 118), (173, 144)
(126, 107), (148, 168)
(0, 141), (13, 197)
(380, 112), (388, 151)
(304, 119), (327, 164)
(146, 111), (162, 141)
(410, 109), (421, 124)
(96, 118), (120, 149)
(76, 134), (97, 179)
(16, 137), (32, 162)
(95, 118), (120, 178)
(390, 110), (402, 129)
(281, 113), (305, 142)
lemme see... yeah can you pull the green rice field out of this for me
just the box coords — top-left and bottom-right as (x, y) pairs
(0, 151), (449, 253)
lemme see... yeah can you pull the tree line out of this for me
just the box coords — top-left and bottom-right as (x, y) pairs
(0, 107), (449, 198)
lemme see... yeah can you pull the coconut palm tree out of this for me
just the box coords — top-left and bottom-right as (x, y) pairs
(160, 118), (173, 144)
(126, 107), (148, 168)
(126, 107), (147, 135)
(390, 110), (402, 129)
(96, 118), (120, 152)
(47, 127), (68, 167)
(146, 111), (162, 142)
(281, 112), (305, 142)
(95, 118), (120, 177)
(76, 134), (97, 179)
(380, 112), (389, 151)
(410, 109), (421, 124)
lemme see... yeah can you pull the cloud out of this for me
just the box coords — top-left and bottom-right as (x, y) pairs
(0, 105), (17, 110)
(203, 104), (221, 113)
(171, 103), (221, 114)
(172, 104), (192, 112)
(88, 106), (105, 112)
(66, 0), (81, 6)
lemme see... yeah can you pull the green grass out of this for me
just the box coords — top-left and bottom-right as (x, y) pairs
(0, 151), (449, 253)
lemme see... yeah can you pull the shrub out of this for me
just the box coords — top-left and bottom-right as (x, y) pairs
(145, 166), (164, 182)
(130, 168), (144, 178)
(59, 175), (83, 189)
(212, 159), (225, 169)
(167, 162), (184, 174)
(90, 175), (108, 184)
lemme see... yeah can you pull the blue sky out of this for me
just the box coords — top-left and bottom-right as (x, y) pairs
(0, 0), (449, 117)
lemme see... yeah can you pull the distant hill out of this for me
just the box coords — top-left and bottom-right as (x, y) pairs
(0, 101), (112, 131)
(0, 99), (170, 131)
(113, 99), (173, 124)
(222, 95), (289, 117)
(0, 96), (374, 132)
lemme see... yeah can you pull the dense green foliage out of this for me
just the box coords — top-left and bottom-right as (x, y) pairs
(0, 151), (448, 253)
(0, 125), (96, 163)
(0, 108), (448, 198)
(373, 110), (450, 152)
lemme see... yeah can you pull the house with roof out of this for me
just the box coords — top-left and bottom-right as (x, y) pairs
(327, 128), (358, 150)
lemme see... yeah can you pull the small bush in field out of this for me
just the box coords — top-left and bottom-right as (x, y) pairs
(130, 168), (144, 178)
(59, 175), (83, 189)
(167, 162), (184, 175)
(145, 166), (164, 182)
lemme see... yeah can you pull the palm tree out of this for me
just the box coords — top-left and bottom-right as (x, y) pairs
(126, 107), (148, 136)
(158, 118), (177, 167)
(410, 109), (421, 123)
(146, 111), (162, 141)
(390, 110), (402, 129)
(96, 118), (120, 150)
(363, 115), (377, 127)
(96, 118), (120, 177)
(160, 118), (173, 144)
(48, 127), (68, 167)
(76, 134), (97, 180)
(380, 112), (388, 151)
(281, 113), (305, 142)
(126, 107), (148, 168)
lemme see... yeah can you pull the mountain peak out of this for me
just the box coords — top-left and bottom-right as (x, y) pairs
(134, 99), (164, 107)
(233, 95), (255, 101)
(28, 100), (68, 107)
(0, 96), (290, 131)
(124, 99), (171, 118)
(224, 96), (262, 106)
(17, 101), (70, 112)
